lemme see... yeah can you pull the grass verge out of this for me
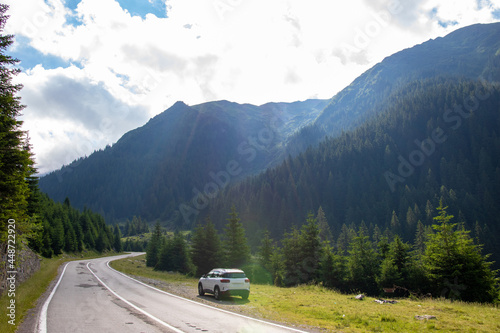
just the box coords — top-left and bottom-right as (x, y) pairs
(111, 254), (500, 332)
(0, 251), (122, 333)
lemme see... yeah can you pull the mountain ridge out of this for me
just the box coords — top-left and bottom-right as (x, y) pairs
(39, 22), (500, 235)
(306, 22), (500, 143)
(39, 97), (327, 224)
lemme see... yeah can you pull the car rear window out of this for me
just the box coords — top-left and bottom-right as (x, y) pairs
(222, 272), (246, 278)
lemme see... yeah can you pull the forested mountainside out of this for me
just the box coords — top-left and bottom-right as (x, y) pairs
(287, 23), (500, 152)
(206, 78), (500, 266)
(39, 99), (327, 225)
(39, 23), (500, 230)
(29, 195), (122, 258)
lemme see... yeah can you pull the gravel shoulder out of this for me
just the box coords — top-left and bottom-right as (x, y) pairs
(124, 273), (265, 318)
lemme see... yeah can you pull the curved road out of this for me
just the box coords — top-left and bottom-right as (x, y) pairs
(37, 253), (309, 333)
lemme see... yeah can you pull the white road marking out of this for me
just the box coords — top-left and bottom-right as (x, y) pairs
(38, 262), (70, 333)
(106, 261), (309, 333)
(86, 262), (185, 333)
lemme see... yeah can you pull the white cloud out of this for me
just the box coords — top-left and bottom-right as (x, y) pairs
(2, 0), (500, 173)
(17, 65), (149, 173)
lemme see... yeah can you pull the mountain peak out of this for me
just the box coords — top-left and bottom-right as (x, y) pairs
(314, 22), (500, 136)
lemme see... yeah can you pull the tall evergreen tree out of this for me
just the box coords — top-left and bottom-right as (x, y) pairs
(282, 227), (303, 286)
(157, 231), (194, 274)
(113, 225), (122, 252)
(0, 4), (38, 246)
(377, 236), (411, 289)
(423, 201), (499, 302)
(223, 206), (250, 267)
(50, 218), (65, 255)
(258, 229), (274, 269)
(347, 227), (380, 294)
(146, 221), (162, 267)
(191, 217), (222, 276)
(413, 220), (427, 257)
(337, 224), (354, 254)
(316, 206), (333, 244)
(299, 213), (323, 283)
(321, 245), (347, 290)
(269, 245), (285, 287)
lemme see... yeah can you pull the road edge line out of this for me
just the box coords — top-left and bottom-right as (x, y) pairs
(37, 262), (70, 333)
(106, 260), (309, 333)
(86, 262), (185, 333)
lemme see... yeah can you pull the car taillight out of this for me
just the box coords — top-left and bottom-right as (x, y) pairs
(245, 279), (250, 283)
(220, 279), (230, 283)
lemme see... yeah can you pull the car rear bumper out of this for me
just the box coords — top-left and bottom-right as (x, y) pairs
(221, 289), (250, 297)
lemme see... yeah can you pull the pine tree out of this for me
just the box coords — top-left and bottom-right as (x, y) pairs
(337, 224), (354, 254)
(258, 229), (274, 269)
(223, 206), (250, 267)
(146, 221), (162, 267)
(191, 217), (222, 276)
(423, 201), (498, 302)
(269, 245), (285, 287)
(377, 236), (410, 289)
(321, 245), (347, 290)
(347, 227), (379, 294)
(406, 206), (417, 228)
(113, 225), (122, 252)
(156, 235), (171, 271)
(413, 220), (427, 257)
(63, 220), (77, 252)
(95, 229), (107, 253)
(390, 210), (401, 235)
(282, 227), (303, 286)
(51, 218), (65, 255)
(316, 206), (333, 244)
(0, 4), (38, 245)
(157, 231), (194, 274)
(190, 222), (206, 275)
(299, 213), (323, 283)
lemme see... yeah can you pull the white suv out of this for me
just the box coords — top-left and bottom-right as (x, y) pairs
(198, 268), (250, 300)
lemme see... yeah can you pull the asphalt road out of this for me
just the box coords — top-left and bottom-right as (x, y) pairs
(37, 253), (309, 333)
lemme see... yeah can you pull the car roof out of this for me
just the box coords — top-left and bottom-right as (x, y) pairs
(210, 268), (244, 273)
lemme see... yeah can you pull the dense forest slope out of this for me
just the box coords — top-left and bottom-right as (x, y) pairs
(39, 99), (327, 225)
(39, 22), (500, 242)
(207, 78), (500, 265)
(287, 23), (500, 152)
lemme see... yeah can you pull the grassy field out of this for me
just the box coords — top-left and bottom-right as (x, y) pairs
(111, 254), (500, 332)
(0, 251), (121, 333)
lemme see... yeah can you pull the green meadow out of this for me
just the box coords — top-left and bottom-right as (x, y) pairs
(111, 254), (500, 332)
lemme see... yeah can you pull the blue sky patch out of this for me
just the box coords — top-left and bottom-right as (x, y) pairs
(10, 36), (82, 71)
(62, 1), (84, 27)
(115, 0), (168, 19)
(64, 0), (81, 11)
(493, 9), (500, 19)
(438, 20), (458, 28)
(63, 0), (168, 23)
(65, 12), (84, 28)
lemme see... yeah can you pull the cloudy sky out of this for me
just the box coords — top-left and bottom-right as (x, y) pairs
(4, 0), (500, 174)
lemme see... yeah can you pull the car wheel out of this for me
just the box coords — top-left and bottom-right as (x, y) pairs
(242, 291), (249, 300)
(198, 283), (205, 296)
(214, 286), (221, 300)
